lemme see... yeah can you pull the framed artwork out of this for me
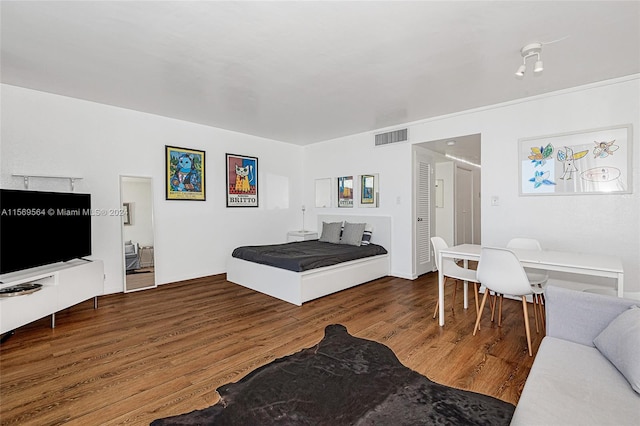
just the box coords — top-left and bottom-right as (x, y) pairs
(337, 176), (353, 208)
(226, 153), (258, 207)
(165, 145), (206, 201)
(360, 174), (379, 207)
(519, 124), (632, 196)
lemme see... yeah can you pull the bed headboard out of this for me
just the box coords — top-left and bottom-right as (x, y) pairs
(317, 214), (392, 253)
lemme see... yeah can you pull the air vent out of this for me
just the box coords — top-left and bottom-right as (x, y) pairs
(375, 128), (408, 146)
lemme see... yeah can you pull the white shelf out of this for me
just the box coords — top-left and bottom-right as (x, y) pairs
(12, 174), (83, 190)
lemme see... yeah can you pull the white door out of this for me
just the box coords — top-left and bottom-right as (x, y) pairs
(455, 166), (474, 245)
(414, 148), (435, 276)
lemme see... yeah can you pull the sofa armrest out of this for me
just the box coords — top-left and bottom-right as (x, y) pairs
(545, 285), (637, 346)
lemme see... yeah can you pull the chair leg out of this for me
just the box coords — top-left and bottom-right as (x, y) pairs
(537, 294), (546, 334)
(532, 294), (540, 333)
(498, 294), (504, 327)
(473, 290), (490, 336)
(521, 296), (533, 356)
(490, 293), (497, 322)
(473, 283), (480, 330)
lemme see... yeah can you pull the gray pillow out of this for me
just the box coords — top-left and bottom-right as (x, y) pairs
(593, 305), (640, 394)
(319, 222), (342, 243)
(339, 222), (366, 246)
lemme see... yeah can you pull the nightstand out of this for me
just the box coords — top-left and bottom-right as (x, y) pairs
(287, 230), (318, 242)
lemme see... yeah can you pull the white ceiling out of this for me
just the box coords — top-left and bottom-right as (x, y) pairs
(1, 1), (639, 149)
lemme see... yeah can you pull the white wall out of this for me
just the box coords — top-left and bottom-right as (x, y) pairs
(304, 76), (640, 295)
(1, 84), (304, 294)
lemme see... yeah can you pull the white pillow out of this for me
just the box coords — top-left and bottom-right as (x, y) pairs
(593, 305), (640, 394)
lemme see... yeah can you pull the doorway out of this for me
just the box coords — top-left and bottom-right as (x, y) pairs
(120, 176), (156, 292)
(413, 133), (481, 272)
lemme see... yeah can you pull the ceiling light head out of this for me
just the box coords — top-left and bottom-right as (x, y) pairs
(515, 64), (526, 78)
(534, 59), (544, 74)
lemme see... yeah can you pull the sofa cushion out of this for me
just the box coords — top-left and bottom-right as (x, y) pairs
(594, 305), (640, 394)
(511, 337), (639, 425)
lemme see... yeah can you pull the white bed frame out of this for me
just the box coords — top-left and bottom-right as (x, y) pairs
(226, 215), (391, 306)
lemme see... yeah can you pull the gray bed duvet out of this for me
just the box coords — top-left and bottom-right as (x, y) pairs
(231, 240), (388, 272)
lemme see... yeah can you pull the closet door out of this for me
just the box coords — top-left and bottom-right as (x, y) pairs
(414, 148), (435, 276)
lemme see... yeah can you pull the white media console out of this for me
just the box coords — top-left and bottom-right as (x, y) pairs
(0, 259), (104, 334)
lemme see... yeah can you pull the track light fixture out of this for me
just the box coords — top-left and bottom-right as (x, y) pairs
(515, 42), (543, 79)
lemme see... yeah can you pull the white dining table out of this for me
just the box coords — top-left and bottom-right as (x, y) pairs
(436, 244), (625, 326)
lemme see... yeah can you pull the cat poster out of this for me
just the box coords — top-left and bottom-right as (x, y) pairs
(165, 145), (206, 201)
(226, 153), (258, 207)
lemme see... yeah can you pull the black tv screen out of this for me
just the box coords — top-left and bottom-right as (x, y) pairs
(0, 189), (92, 275)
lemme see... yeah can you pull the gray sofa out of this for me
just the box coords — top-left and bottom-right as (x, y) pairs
(511, 285), (639, 425)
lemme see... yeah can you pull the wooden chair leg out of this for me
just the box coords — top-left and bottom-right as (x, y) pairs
(532, 294), (540, 333)
(521, 296), (533, 356)
(538, 294), (546, 334)
(473, 283), (480, 330)
(498, 294), (504, 327)
(473, 290), (490, 335)
(490, 293), (497, 322)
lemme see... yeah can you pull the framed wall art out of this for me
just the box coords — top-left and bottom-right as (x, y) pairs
(337, 176), (353, 208)
(165, 145), (206, 201)
(226, 153), (258, 207)
(360, 174), (379, 207)
(519, 124), (632, 196)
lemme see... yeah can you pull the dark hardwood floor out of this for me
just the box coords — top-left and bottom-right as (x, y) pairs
(0, 272), (543, 425)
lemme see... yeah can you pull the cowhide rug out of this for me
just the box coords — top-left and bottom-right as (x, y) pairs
(151, 324), (514, 425)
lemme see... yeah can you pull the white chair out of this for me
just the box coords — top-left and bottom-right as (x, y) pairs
(431, 237), (481, 319)
(507, 238), (548, 333)
(473, 247), (535, 356)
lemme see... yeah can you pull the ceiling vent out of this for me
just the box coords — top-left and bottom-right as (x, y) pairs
(375, 128), (408, 146)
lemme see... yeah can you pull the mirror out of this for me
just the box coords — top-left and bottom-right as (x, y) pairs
(315, 178), (332, 208)
(120, 176), (156, 292)
(435, 179), (444, 208)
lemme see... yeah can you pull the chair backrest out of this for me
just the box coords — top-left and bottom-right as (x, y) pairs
(476, 247), (532, 296)
(507, 237), (542, 251)
(430, 236), (448, 270)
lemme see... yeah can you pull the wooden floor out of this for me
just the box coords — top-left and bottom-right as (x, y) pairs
(0, 272), (543, 425)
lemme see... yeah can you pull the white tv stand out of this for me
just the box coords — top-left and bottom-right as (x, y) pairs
(0, 259), (104, 335)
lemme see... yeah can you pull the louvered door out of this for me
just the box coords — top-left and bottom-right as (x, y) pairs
(415, 149), (434, 276)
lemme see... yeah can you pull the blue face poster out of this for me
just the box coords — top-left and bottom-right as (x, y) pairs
(166, 145), (206, 201)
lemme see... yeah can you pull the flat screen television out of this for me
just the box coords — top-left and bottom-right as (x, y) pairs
(0, 189), (92, 275)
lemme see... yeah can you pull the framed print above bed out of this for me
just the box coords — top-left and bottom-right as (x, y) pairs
(338, 176), (354, 208)
(165, 145), (206, 201)
(360, 174), (379, 207)
(226, 153), (258, 207)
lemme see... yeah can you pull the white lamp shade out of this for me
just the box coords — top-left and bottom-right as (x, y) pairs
(534, 60), (544, 73)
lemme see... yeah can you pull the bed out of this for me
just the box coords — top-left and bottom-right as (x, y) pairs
(226, 215), (391, 306)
